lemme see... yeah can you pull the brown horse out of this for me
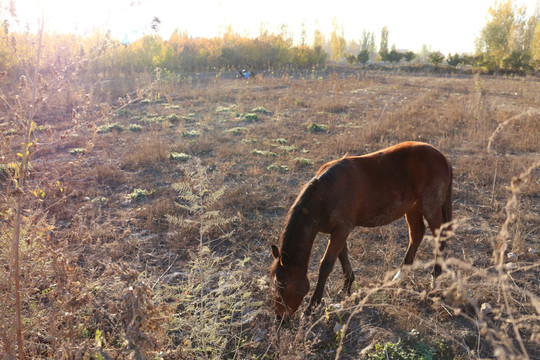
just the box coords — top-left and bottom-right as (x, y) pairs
(270, 141), (453, 318)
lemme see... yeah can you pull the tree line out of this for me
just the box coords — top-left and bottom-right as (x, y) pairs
(347, 1), (539, 73)
(0, 0), (538, 79)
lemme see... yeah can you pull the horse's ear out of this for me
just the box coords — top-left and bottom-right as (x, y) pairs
(271, 245), (280, 259)
(280, 252), (290, 268)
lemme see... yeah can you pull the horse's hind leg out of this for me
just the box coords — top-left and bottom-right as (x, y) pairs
(424, 210), (445, 279)
(404, 205), (426, 265)
(338, 245), (354, 294)
(394, 205), (425, 281)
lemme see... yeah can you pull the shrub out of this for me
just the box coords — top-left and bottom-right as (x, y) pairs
(251, 106), (271, 114)
(293, 157), (314, 166)
(267, 163), (290, 172)
(182, 129), (200, 138)
(69, 148), (86, 155)
(251, 149), (277, 157)
(215, 105), (237, 113)
(97, 122), (125, 133)
(367, 333), (453, 360)
(114, 108), (131, 117)
(182, 113), (198, 121)
(226, 127), (248, 135)
(169, 152), (192, 162)
(91, 196), (109, 206)
(279, 145), (296, 152)
(242, 113), (259, 122)
(167, 113), (179, 123)
(307, 122), (328, 132)
(127, 188), (154, 201)
(128, 124), (143, 132)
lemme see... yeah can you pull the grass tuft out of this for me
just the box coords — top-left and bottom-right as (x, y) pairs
(307, 122), (328, 132)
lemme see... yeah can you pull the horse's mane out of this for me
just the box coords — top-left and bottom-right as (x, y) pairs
(280, 178), (319, 245)
(280, 159), (350, 251)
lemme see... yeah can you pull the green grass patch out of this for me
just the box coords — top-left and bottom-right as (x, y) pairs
(226, 127), (248, 135)
(182, 113), (197, 121)
(128, 124), (143, 132)
(163, 104), (182, 110)
(114, 108), (131, 117)
(91, 197), (109, 206)
(293, 157), (314, 166)
(167, 113), (179, 122)
(368, 333), (453, 360)
(241, 138), (257, 143)
(267, 163), (290, 172)
(307, 122), (328, 133)
(127, 188), (154, 201)
(252, 149), (277, 157)
(69, 148), (86, 155)
(251, 106), (271, 114)
(169, 152), (192, 162)
(215, 104), (237, 113)
(242, 113), (259, 122)
(182, 129), (200, 138)
(0, 164), (8, 181)
(279, 145), (296, 152)
(97, 122), (125, 133)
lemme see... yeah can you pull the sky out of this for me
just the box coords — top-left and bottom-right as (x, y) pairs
(7, 0), (540, 54)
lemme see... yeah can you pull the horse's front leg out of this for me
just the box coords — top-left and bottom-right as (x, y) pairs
(306, 229), (350, 314)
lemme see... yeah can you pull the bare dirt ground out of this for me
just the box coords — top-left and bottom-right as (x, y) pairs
(2, 70), (539, 358)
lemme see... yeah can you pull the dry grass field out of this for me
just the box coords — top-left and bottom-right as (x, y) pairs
(1, 69), (539, 359)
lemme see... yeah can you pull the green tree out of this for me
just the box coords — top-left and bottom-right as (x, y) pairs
(502, 50), (531, 71)
(418, 44), (431, 63)
(300, 21), (307, 46)
(361, 30), (371, 51)
(428, 51), (445, 67)
(346, 54), (358, 65)
(475, 0), (535, 71)
(403, 51), (416, 64)
(447, 53), (463, 67)
(379, 26), (389, 61)
(532, 18), (540, 68)
(387, 46), (403, 67)
(361, 30), (377, 61)
(357, 49), (370, 67)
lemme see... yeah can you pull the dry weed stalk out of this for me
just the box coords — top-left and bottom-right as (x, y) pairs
(167, 158), (237, 249)
(4, 12), (46, 360)
(487, 110), (539, 154)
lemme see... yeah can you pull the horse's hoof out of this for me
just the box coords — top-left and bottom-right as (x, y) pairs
(392, 269), (404, 282)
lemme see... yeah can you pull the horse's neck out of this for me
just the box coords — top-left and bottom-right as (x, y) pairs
(280, 220), (319, 272)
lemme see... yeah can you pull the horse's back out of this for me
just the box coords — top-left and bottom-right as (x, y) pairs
(316, 142), (451, 229)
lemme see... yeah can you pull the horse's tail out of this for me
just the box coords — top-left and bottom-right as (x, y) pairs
(433, 161), (453, 280)
(442, 163), (453, 224)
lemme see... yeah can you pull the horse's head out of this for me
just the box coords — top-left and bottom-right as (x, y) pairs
(270, 245), (310, 318)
